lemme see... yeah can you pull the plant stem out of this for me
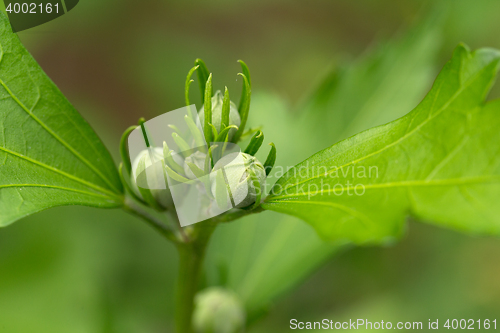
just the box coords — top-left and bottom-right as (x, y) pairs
(209, 205), (264, 223)
(173, 207), (263, 332)
(125, 195), (264, 332)
(123, 197), (177, 242)
(175, 223), (216, 333)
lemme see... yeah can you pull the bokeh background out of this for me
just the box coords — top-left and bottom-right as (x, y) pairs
(1, 0), (500, 332)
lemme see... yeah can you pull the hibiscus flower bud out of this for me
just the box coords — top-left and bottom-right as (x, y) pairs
(192, 287), (245, 333)
(210, 152), (266, 208)
(131, 147), (182, 210)
(198, 90), (241, 141)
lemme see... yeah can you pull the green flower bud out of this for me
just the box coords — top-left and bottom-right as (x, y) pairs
(210, 153), (266, 208)
(199, 90), (241, 140)
(131, 148), (182, 209)
(192, 287), (245, 333)
(184, 151), (207, 179)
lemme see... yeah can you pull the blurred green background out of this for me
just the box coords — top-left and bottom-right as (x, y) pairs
(1, 0), (500, 332)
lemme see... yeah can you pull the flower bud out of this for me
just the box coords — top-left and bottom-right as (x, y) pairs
(192, 287), (245, 333)
(184, 151), (207, 179)
(199, 90), (241, 141)
(131, 148), (182, 210)
(210, 152), (266, 208)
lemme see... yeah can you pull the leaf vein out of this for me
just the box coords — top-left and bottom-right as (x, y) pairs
(277, 61), (494, 192)
(269, 176), (500, 199)
(0, 74), (120, 193)
(0, 145), (121, 201)
(0, 184), (112, 200)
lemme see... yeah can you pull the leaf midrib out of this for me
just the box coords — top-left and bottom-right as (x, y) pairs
(275, 60), (494, 192)
(0, 145), (121, 201)
(267, 175), (500, 200)
(0, 184), (115, 200)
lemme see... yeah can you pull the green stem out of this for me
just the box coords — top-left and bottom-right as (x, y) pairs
(124, 193), (264, 333)
(123, 197), (177, 242)
(174, 208), (263, 332)
(175, 223), (216, 333)
(209, 206), (264, 223)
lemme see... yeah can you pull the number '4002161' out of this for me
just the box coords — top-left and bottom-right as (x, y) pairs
(6, 2), (59, 14)
(444, 319), (497, 330)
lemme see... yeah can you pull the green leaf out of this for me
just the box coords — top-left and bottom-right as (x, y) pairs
(244, 130), (264, 156)
(264, 44), (500, 244)
(300, 17), (441, 152)
(233, 73), (251, 143)
(0, 12), (123, 227)
(195, 59), (211, 104)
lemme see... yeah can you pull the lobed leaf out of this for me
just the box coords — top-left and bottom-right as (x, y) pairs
(264, 45), (500, 244)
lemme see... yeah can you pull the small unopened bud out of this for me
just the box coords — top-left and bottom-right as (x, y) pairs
(131, 148), (182, 209)
(210, 152), (266, 208)
(199, 90), (241, 140)
(192, 287), (245, 333)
